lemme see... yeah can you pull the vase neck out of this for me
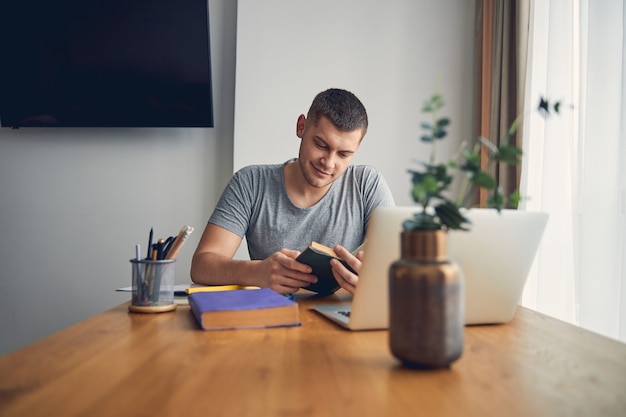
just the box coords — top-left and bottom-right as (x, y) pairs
(401, 230), (448, 261)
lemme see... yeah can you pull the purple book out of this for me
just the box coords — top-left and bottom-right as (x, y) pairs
(188, 288), (301, 330)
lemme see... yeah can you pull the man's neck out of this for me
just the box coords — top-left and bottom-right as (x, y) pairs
(283, 160), (331, 208)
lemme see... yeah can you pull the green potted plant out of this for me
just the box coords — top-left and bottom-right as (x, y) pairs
(388, 93), (561, 369)
(404, 93), (560, 231)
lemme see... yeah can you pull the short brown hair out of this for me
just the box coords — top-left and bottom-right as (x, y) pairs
(307, 88), (368, 133)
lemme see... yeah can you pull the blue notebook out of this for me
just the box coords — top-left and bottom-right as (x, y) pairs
(189, 288), (301, 330)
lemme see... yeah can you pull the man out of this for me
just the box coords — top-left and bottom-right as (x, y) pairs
(191, 88), (395, 294)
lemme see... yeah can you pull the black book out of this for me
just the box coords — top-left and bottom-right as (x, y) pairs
(296, 242), (357, 295)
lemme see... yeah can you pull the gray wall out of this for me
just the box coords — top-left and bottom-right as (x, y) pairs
(0, 0), (475, 355)
(0, 0), (238, 355)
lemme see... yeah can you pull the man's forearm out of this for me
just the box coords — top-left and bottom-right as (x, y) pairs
(190, 252), (262, 287)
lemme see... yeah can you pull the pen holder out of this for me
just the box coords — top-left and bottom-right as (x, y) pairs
(129, 258), (177, 313)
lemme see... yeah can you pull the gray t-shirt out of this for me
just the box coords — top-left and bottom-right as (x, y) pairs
(209, 160), (395, 260)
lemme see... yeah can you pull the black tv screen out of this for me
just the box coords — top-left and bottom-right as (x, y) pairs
(0, 0), (213, 128)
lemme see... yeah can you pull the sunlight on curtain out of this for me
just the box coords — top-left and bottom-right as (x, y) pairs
(520, 0), (625, 342)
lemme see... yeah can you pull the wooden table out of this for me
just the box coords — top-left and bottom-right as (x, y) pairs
(1, 290), (625, 417)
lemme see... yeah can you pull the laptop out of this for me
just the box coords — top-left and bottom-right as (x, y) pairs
(312, 206), (548, 329)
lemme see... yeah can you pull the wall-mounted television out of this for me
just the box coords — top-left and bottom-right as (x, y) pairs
(0, 0), (213, 128)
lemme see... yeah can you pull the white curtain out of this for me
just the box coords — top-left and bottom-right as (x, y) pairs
(520, 0), (626, 342)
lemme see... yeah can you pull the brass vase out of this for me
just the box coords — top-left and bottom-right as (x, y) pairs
(388, 230), (464, 368)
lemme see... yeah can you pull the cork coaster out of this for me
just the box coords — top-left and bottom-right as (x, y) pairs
(128, 303), (178, 314)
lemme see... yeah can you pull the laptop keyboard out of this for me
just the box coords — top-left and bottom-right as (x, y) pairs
(338, 310), (351, 318)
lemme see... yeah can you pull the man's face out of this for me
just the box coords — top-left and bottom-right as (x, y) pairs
(296, 115), (364, 189)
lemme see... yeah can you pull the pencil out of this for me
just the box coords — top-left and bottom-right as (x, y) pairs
(185, 285), (260, 294)
(164, 226), (194, 260)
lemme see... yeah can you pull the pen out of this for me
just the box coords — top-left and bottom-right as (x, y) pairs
(147, 227), (153, 260)
(156, 239), (165, 260)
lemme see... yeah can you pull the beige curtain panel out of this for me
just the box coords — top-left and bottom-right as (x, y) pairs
(473, 0), (530, 207)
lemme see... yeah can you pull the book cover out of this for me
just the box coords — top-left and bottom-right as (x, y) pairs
(188, 288), (301, 330)
(296, 241), (356, 295)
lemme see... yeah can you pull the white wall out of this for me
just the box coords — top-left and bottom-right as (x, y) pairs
(234, 0), (476, 207)
(0, 0), (476, 355)
(0, 0), (238, 355)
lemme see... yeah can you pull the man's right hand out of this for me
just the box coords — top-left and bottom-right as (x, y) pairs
(257, 249), (318, 293)
(191, 223), (317, 293)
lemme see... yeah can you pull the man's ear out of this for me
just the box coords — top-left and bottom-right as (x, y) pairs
(296, 114), (306, 138)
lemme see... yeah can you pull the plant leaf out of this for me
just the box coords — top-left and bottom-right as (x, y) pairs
(538, 96), (550, 114)
(495, 145), (522, 164)
(422, 94), (444, 113)
(470, 170), (496, 189)
(507, 115), (522, 137)
(461, 150), (481, 173)
(508, 189), (521, 209)
(433, 127), (447, 139)
(434, 201), (471, 231)
(487, 188), (504, 210)
(411, 187), (426, 205)
(436, 118), (451, 128)
(432, 164), (452, 185)
(403, 213), (441, 231)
